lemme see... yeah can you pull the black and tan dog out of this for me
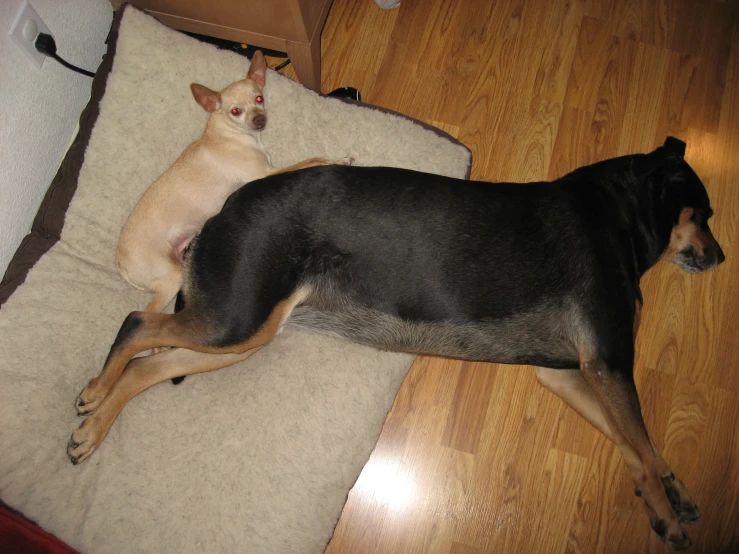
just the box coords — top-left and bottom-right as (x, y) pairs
(71, 137), (723, 549)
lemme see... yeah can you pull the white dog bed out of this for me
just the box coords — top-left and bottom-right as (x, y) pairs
(0, 5), (471, 553)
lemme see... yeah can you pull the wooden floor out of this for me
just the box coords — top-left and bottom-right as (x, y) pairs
(276, 1), (739, 552)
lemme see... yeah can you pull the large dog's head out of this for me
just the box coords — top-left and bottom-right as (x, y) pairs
(656, 137), (725, 273)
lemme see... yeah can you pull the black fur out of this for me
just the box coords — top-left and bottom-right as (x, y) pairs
(171, 291), (186, 385)
(181, 138), (723, 374)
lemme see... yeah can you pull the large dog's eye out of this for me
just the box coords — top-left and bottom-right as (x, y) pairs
(231, 107), (242, 116)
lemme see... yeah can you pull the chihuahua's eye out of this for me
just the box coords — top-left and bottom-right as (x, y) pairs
(231, 107), (242, 116)
(256, 95), (263, 104)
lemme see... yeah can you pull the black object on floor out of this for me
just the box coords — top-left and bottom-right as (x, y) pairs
(183, 31), (288, 59)
(328, 87), (362, 102)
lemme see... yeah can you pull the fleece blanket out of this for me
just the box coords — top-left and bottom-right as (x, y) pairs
(0, 5), (471, 554)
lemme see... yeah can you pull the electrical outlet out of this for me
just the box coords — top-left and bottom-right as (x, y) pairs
(8, 0), (52, 68)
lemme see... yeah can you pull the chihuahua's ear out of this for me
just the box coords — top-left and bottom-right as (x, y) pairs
(247, 50), (267, 87)
(190, 83), (222, 113)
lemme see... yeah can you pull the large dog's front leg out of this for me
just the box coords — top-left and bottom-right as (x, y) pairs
(578, 356), (691, 549)
(535, 367), (700, 528)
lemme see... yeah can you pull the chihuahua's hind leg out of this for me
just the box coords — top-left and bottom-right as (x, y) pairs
(145, 271), (183, 314)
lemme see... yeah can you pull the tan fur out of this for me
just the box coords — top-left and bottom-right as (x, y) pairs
(71, 286), (312, 463)
(533, 312), (695, 548)
(662, 207), (709, 261)
(115, 51), (346, 314)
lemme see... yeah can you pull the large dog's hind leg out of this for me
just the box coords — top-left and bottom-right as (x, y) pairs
(68, 348), (260, 464)
(76, 275), (183, 412)
(70, 287), (309, 462)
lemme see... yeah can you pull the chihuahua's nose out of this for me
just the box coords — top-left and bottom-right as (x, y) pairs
(252, 113), (266, 130)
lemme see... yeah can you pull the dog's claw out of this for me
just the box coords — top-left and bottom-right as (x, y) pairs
(663, 475), (700, 525)
(67, 420), (100, 465)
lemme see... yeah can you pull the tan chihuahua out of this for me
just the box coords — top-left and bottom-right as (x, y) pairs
(116, 51), (345, 313)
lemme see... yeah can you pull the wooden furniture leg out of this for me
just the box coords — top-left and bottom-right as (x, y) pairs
(286, 38), (322, 92)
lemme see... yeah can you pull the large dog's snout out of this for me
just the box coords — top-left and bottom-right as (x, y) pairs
(698, 227), (725, 270)
(664, 208), (726, 273)
(251, 113), (266, 130)
(706, 242), (726, 268)
(717, 247), (726, 265)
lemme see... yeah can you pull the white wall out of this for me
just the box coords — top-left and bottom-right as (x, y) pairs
(0, 0), (112, 274)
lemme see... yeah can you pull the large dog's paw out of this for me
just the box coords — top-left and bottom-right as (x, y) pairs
(67, 417), (104, 464)
(663, 474), (700, 524)
(75, 378), (108, 416)
(649, 514), (691, 550)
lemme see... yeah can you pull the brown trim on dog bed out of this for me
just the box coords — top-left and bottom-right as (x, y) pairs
(0, 9), (121, 308)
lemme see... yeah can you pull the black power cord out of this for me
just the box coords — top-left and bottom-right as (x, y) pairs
(34, 33), (95, 78)
(182, 31), (292, 72)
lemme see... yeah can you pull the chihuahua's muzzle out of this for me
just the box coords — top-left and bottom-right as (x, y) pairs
(252, 113), (266, 130)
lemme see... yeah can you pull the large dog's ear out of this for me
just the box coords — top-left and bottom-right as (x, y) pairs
(663, 136), (686, 159)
